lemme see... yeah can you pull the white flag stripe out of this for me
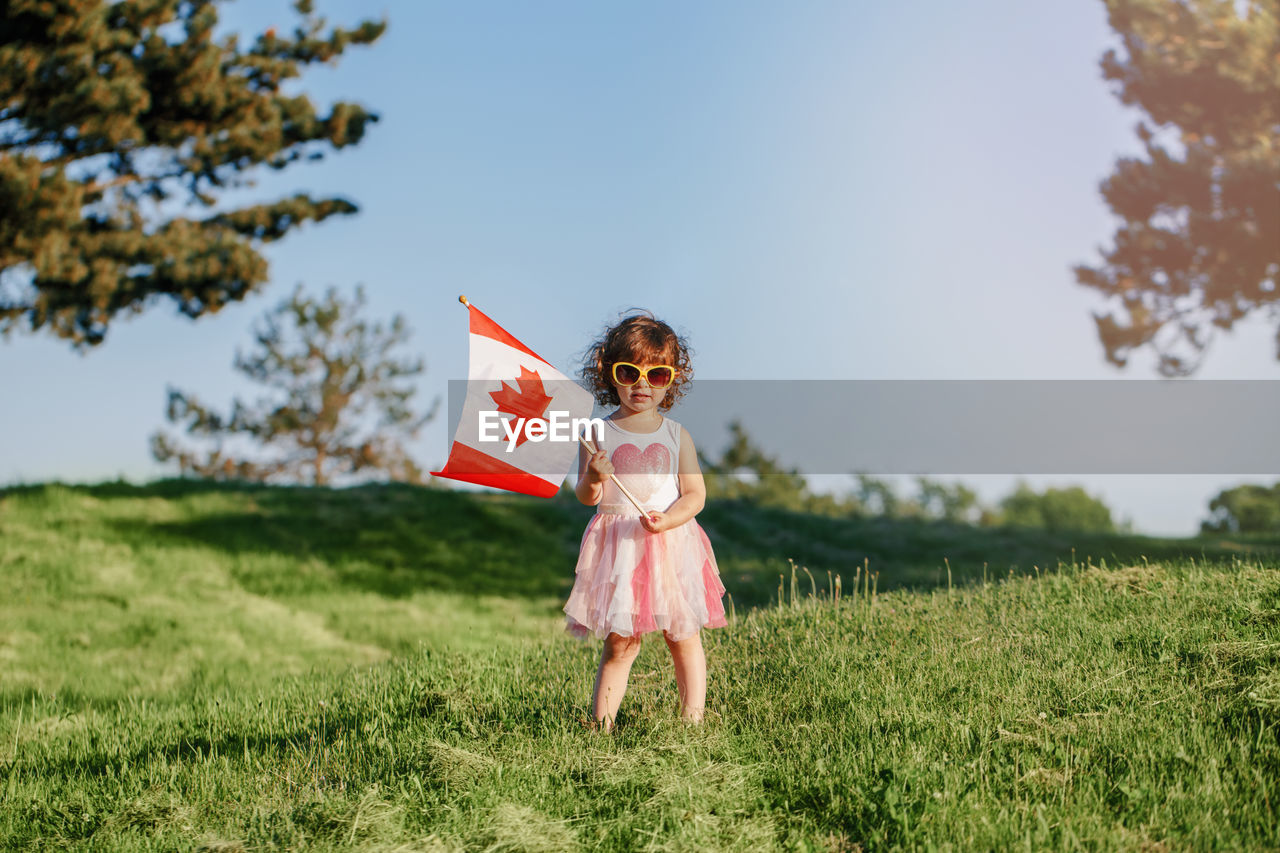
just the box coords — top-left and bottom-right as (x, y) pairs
(467, 333), (551, 380)
(453, 332), (595, 482)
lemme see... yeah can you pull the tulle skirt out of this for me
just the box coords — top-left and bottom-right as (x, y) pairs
(563, 514), (728, 642)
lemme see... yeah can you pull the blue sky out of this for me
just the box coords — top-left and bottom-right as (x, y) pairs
(4, 1), (1277, 534)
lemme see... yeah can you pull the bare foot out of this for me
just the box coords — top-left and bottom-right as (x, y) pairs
(580, 715), (615, 733)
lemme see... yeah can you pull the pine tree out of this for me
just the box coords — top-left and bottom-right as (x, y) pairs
(150, 285), (436, 486)
(0, 0), (385, 348)
(1076, 0), (1279, 376)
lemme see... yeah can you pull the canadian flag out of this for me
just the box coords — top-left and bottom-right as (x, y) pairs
(431, 300), (596, 498)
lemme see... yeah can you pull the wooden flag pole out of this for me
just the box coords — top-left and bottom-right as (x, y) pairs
(578, 436), (653, 519)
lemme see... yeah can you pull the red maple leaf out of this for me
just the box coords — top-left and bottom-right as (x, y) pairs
(489, 366), (553, 448)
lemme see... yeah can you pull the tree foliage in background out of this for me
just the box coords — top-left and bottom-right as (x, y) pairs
(913, 476), (981, 524)
(699, 424), (1135, 531)
(151, 285), (435, 486)
(700, 426), (980, 520)
(999, 482), (1117, 533)
(1076, 0), (1279, 376)
(701, 420), (813, 509)
(852, 473), (902, 519)
(1201, 481), (1280, 532)
(0, 0), (385, 348)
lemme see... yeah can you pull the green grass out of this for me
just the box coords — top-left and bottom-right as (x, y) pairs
(1, 481), (1277, 850)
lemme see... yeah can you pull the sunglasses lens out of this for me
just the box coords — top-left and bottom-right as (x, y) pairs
(647, 367), (673, 388)
(614, 364), (640, 385)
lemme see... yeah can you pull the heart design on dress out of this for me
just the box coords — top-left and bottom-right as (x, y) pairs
(611, 443), (671, 503)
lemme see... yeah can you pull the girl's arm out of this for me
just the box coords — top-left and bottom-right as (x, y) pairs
(575, 442), (609, 506)
(641, 426), (705, 531)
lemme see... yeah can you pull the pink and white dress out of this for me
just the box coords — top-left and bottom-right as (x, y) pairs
(563, 416), (728, 642)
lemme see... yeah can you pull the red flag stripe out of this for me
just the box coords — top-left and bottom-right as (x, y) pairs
(469, 304), (548, 365)
(430, 441), (560, 498)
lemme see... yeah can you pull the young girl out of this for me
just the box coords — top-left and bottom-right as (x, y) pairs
(563, 312), (728, 732)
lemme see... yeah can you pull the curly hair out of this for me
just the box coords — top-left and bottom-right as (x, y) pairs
(581, 311), (693, 410)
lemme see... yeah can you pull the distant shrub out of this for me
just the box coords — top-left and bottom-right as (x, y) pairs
(1201, 482), (1280, 533)
(997, 482), (1115, 533)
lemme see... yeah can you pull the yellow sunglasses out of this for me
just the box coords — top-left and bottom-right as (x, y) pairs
(611, 362), (677, 388)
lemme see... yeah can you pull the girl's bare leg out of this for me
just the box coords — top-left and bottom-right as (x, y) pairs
(593, 632), (642, 732)
(663, 630), (706, 723)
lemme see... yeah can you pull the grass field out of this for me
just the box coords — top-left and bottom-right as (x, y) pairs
(1, 481), (1277, 850)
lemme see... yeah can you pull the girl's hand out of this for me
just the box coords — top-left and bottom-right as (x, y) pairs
(586, 450), (613, 484)
(640, 510), (675, 533)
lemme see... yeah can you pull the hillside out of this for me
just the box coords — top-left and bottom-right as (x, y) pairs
(0, 481), (1277, 850)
